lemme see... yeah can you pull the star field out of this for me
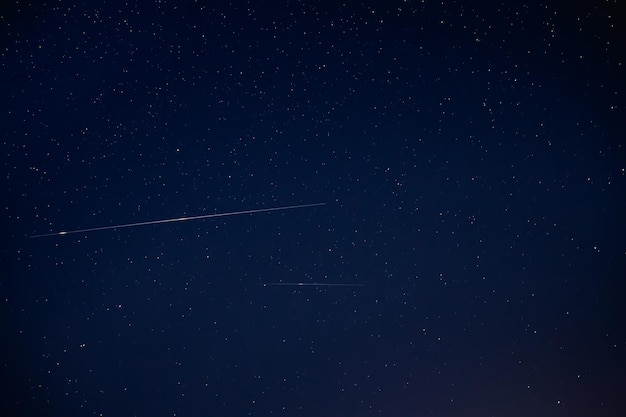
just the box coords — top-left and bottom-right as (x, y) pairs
(2, 1), (625, 416)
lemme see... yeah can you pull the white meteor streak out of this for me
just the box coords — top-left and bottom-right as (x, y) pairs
(261, 282), (364, 287)
(30, 202), (326, 238)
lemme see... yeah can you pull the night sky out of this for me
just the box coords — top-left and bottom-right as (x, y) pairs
(2, 1), (625, 416)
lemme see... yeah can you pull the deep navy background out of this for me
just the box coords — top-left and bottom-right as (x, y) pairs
(2, 1), (625, 416)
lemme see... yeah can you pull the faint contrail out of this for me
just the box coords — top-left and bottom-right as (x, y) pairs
(30, 202), (326, 238)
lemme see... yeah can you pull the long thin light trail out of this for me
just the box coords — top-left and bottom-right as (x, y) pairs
(30, 202), (326, 238)
(261, 282), (364, 287)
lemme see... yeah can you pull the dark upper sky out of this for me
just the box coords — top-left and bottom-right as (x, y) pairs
(2, 1), (625, 416)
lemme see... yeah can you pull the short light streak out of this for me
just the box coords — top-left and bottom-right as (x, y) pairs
(30, 202), (326, 238)
(260, 282), (364, 287)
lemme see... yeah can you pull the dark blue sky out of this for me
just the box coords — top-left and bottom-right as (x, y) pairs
(2, 1), (625, 416)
